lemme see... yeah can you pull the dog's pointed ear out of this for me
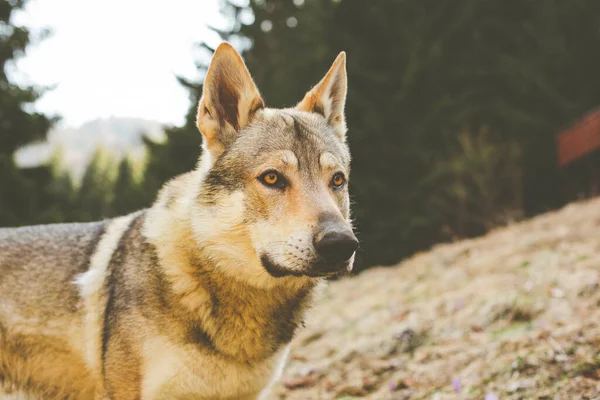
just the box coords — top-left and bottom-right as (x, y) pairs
(197, 42), (264, 159)
(296, 52), (347, 140)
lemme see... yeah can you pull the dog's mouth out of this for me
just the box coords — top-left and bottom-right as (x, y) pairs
(260, 254), (352, 278)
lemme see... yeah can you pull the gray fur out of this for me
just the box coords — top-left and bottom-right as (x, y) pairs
(0, 44), (354, 399)
(0, 221), (105, 397)
(0, 222), (105, 320)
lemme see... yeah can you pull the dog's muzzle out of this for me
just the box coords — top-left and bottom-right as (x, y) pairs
(261, 220), (358, 278)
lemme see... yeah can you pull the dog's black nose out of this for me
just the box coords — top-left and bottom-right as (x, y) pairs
(314, 230), (359, 264)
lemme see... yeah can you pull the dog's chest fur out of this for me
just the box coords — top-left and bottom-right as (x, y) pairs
(94, 211), (315, 399)
(141, 337), (291, 399)
(138, 264), (313, 399)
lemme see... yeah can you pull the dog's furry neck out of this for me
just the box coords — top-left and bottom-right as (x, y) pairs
(185, 259), (315, 361)
(143, 172), (317, 362)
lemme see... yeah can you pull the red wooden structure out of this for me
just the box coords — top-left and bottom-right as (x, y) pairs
(557, 107), (600, 196)
(557, 107), (600, 167)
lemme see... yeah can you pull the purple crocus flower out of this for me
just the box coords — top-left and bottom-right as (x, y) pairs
(452, 378), (461, 393)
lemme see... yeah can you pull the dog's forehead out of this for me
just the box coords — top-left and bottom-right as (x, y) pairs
(237, 108), (349, 168)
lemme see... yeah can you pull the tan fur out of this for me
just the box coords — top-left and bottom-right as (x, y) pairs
(135, 192), (315, 398)
(0, 42), (354, 399)
(0, 321), (97, 398)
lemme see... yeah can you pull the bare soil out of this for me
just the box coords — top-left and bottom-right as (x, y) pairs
(273, 199), (600, 399)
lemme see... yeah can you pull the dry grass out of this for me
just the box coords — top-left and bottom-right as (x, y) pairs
(273, 198), (600, 399)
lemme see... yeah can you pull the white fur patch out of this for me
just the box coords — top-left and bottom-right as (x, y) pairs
(141, 336), (291, 399)
(140, 336), (181, 399)
(73, 212), (138, 374)
(319, 152), (338, 170)
(258, 344), (291, 400)
(190, 190), (246, 243)
(0, 390), (33, 399)
(280, 150), (298, 167)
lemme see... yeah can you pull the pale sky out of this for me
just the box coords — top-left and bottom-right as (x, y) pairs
(12, 0), (230, 127)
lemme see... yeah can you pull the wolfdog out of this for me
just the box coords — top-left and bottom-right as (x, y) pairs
(0, 42), (357, 399)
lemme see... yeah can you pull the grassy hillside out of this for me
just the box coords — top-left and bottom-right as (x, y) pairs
(274, 199), (600, 399)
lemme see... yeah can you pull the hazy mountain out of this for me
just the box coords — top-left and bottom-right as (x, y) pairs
(15, 117), (165, 179)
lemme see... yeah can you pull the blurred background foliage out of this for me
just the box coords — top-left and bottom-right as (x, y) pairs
(2, 0), (600, 269)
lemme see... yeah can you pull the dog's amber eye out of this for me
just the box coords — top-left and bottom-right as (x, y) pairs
(259, 170), (287, 189)
(331, 172), (346, 189)
(264, 172), (278, 185)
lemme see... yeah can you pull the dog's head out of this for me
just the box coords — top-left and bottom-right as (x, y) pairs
(191, 43), (357, 284)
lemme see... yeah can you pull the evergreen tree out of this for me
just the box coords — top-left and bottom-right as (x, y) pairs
(75, 149), (114, 221)
(222, 0), (337, 107)
(39, 167), (77, 223)
(111, 157), (145, 216)
(142, 92), (203, 200)
(0, 0), (55, 226)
